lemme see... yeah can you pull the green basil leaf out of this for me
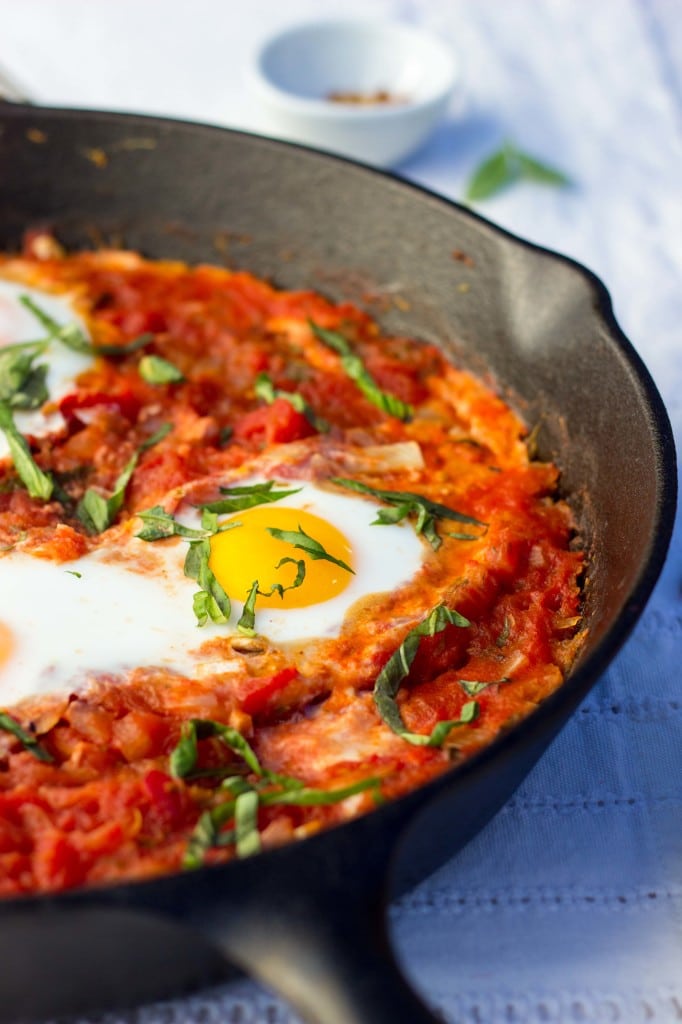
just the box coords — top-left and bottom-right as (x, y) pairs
(517, 152), (572, 187)
(21, 294), (154, 359)
(267, 523), (354, 575)
(170, 720), (199, 778)
(465, 148), (517, 201)
(0, 345), (49, 410)
(496, 615), (511, 648)
(138, 354), (185, 385)
(309, 321), (412, 422)
(459, 677), (510, 697)
(0, 710), (53, 762)
(236, 558), (306, 636)
(203, 480), (301, 515)
(76, 451), (138, 534)
(262, 776), (380, 807)
(136, 505), (210, 541)
(138, 422), (173, 451)
(332, 476), (486, 551)
(373, 604), (474, 747)
(237, 580), (259, 636)
(466, 142), (571, 202)
(234, 789), (262, 858)
(20, 294), (92, 354)
(254, 372), (329, 433)
(193, 719), (263, 775)
(184, 538), (231, 626)
(0, 402), (54, 500)
(95, 333), (154, 358)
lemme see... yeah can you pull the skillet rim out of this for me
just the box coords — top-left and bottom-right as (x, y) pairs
(0, 103), (677, 910)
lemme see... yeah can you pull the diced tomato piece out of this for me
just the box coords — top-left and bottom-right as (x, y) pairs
(233, 399), (314, 445)
(59, 390), (141, 424)
(142, 771), (186, 831)
(240, 667), (299, 716)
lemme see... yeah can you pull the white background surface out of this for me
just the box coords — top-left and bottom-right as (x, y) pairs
(1, 1), (680, 1021)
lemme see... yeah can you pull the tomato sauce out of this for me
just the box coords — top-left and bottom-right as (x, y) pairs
(0, 238), (584, 895)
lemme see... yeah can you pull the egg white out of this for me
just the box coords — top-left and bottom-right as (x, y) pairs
(0, 480), (424, 706)
(0, 279), (93, 460)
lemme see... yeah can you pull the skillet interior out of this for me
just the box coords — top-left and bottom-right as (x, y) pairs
(0, 105), (676, 1024)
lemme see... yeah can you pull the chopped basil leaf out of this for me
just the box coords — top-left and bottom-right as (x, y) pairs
(262, 776), (379, 807)
(332, 477), (486, 551)
(254, 372), (329, 433)
(76, 451), (138, 534)
(203, 479), (301, 515)
(20, 295), (154, 358)
(65, 570), (82, 578)
(181, 766), (379, 866)
(234, 789), (262, 858)
(136, 506), (209, 541)
(0, 710), (53, 762)
(466, 142), (572, 202)
(138, 354), (185, 385)
(309, 321), (413, 422)
(496, 616), (511, 648)
(184, 538), (231, 626)
(458, 676), (510, 697)
(139, 422), (173, 451)
(237, 580), (259, 637)
(374, 604), (475, 747)
(95, 333), (154, 358)
(267, 523), (354, 575)
(236, 558), (306, 636)
(170, 718), (263, 780)
(0, 344), (49, 410)
(218, 425), (234, 447)
(0, 402), (54, 500)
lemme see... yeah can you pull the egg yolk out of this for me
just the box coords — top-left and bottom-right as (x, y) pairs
(0, 621), (14, 669)
(208, 506), (354, 609)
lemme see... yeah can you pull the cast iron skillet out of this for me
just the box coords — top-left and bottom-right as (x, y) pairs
(0, 104), (676, 1024)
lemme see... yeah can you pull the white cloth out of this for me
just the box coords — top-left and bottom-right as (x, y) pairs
(1, 1), (680, 1021)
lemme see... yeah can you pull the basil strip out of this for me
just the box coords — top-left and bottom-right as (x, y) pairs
(309, 321), (413, 422)
(170, 718), (263, 779)
(182, 773), (379, 867)
(0, 711), (53, 762)
(136, 506), (214, 541)
(267, 524), (354, 575)
(184, 538), (231, 626)
(373, 604), (477, 747)
(0, 402), (54, 500)
(332, 476), (486, 551)
(20, 295), (153, 358)
(261, 776), (379, 807)
(0, 344), (49, 410)
(236, 558), (306, 636)
(139, 422), (173, 451)
(202, 480), (301, 515)
(76, 450), (138, 534)
(254, 372), (329, 433)
(138, 354), (185, 384)
(458, 677), (510, 697)
(465, 142), (571, 202)
(234, 790), (262, 858)
(237, 580), (259, 637)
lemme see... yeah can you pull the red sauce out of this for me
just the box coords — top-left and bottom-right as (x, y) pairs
(0, 238), (584, 894)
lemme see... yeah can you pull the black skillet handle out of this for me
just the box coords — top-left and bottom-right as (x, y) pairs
(181, 813), (443, 1024)
(197, 877), (442, 1024)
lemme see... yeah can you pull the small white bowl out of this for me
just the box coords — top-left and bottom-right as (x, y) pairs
(249, 19), (459, 167)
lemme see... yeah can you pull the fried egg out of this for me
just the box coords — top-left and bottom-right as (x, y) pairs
(0, 479), (424, 705)
(0, 280), (93, 460)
